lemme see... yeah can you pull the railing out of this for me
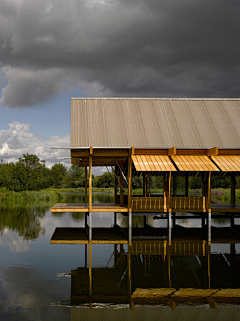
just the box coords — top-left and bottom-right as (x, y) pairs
(170, 197), (205, 210)
(171, 241), (206, 256)
(132, 197), (167, 210)
(132, 240), (166, 256)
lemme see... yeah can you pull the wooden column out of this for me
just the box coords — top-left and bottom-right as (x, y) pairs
(114, 166), (118, 204)
(128, 244), (133, 310)
(85, 166), (88, 203)
(120, 162), (124, 205)
(143, 172), (147, 197)
(128, 211), (132, 246)
(89, 212), (92, 242)
(205, 172), (211, 211)
(185, 173), (188, 197)
(89, 156), (92, 211)
(114, 212), (117, 227)
(167, 172), (172, 210)
(89, 242), (92, 298)
(167, 211), (172, 244)
(148, 174), (151, 197)
(128, 156), (132, 210)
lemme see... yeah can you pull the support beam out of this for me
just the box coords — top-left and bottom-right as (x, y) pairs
(85, 166), (88, 203)
(167, 212), (172, 244)
(114, 212), (117, 227)
(89, 212), (92, 242)
(231, 213), (235, 228)
(89, 156), (92, 211)
(114, 166), (118, 204)
(128, 211), (132, 246)
(143, 215), (147, 227)
(120, 162), (124, 205)
(128, 156), (132, 210)
(204, 172), (211, 211)
(207, 211), (211, 244)
(148, 174), (151, 197)
(89, 242), (92, 297)
(85, 244), (87, 268)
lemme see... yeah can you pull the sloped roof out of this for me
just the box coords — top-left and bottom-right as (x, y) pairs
(71, 98), (240, 148)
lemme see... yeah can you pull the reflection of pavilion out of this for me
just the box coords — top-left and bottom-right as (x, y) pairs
(51, 228), (240, 309)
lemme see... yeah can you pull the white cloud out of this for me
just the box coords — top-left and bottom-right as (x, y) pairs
(0, 121), (70, 167)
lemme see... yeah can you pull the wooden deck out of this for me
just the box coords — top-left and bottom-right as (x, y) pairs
(131, 288), (240, 308)
(50, 203), (128, 213)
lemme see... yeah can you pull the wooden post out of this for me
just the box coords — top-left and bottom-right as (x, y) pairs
(128, 211), (132, 246)
(207, 211), (211, 244)
(89, 242), (92, 297)
(167, 172), (172, 210)
(231, 173), (236, 205)
(128, 244), (133, 310)
(89, 156), (92, 211)
(128, 156), (132, 210)
(114, 212), (117, 227)
(185, 173), (188, 197)
(85, 166), (88, 203)
(85, 244), (87, 268)
(85, 212), (88, 228)
(168, 212), (172, 245)
(120, 162), (124, 205)
(89, 212), (92, 242)
(143, 172), (146, 197)
(167, 243), (171, 288)
(205, 172), (211, 211)
(143, 215), (147, 227)
(114, 166), (118, 204)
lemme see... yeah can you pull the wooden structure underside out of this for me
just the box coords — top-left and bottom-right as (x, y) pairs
(50, 203), (128, 212)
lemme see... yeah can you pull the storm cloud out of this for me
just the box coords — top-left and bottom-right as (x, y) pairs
(0, 0), (239, 107)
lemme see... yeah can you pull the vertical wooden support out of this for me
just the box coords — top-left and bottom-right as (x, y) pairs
(207, 211), (211, 244)
(205, 172), (211, 211)
(89, 242), (92, 298)
(114, 212), (117, 227)
(231, 214), (235, 228)
(231, 174), (236, 205)
(128, 211), (132, 246)
(120, 163), (124, 205)
(89, 212), (92, 242)
(89, 156), (92, 211)
(163, 173), (167, 198)
(85, 244), (87, 268)
(114, 166), (118, 204)
(143, 172), (146, 197)
(167, 212), (172, 244)
(167, 242), (171, 288)
(128, 244), (133, 310)
(185, 173), (189, 197)
(128, 156), (132, 210)
(85, 166), (88, 203)
(167, 172), (172, 210)
(231, 243), (236, 255)
(206, 242), (211, 289)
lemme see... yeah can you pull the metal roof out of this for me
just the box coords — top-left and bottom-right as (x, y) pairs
(71, 98), (240, 148)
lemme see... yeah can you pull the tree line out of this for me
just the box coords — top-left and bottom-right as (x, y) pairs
(0, 153), (238, 192)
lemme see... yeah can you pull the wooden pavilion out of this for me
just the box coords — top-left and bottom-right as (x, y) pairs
(51, 98), (240, 245)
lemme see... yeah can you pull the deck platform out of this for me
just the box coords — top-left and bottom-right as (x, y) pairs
(50, 203), (128, 213)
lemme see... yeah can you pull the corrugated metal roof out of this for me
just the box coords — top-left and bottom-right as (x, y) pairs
(71, 98), (240, 148)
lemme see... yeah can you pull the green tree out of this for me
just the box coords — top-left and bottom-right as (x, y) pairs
(51, 163), (67, 188)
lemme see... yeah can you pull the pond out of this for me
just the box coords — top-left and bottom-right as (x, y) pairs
(1, 193), (240, 320)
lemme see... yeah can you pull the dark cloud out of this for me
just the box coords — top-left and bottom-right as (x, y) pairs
(0, 0), (239, 107)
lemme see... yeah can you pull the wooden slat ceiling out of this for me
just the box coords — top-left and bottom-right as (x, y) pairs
(171, 155), (219, 171)
(132, 155), (176, 171)
(211, 156), (240, 171)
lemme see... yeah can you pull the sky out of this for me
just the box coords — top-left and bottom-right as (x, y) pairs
(0, 0), (239, 170)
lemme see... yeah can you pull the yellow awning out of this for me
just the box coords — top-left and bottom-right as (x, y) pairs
(211, 155), (240, 171)
(132, 155), (176, 171)
(171, 155), (219, 171)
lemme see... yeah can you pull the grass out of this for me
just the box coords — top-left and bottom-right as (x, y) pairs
(0, 188), (65, 203)
(59, 187), (114, 193)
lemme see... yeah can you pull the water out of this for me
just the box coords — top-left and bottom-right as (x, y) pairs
(1, 193), (240, 320)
